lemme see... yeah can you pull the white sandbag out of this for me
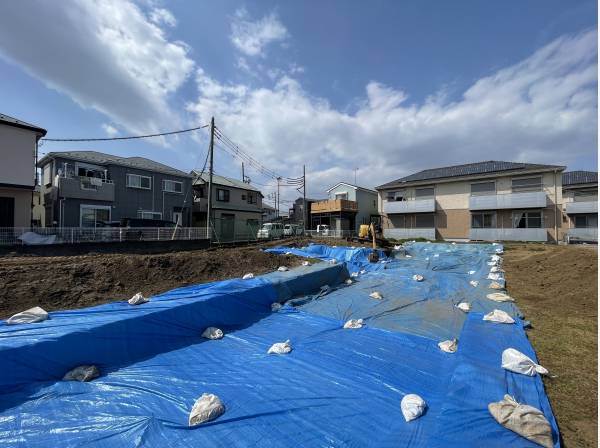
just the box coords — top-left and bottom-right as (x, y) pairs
(488, 395), (553, 448)
(328, 259), (337, 265)
(456, 302), (471, 313)
(17, 231), (57, 245)
(268, 339), (292, 355)
(302, 261), (311, 266)
(433, 253), (439, 258)
(393, 245), (402, 250)
(128, 292), (148, 305)
(285, 251), (292, 255)
(343, 318), (364, 329)
(501, 348), (548, 376)
(469, 280), (479, 287)
(277, 266), (289, 272)
(201, 327), (224, 340)
(495, 248), (504, 254)
(401, 394), (427, 422)
(6, 306), (48, 325)
(438, 338), (458, 353)
(489, 281), (504, 290)
(345, 279), (353, 285)
(369, 291), (383, 300)
(405, 254), (412, 258)
(483, 309), (515, 324)
(189, 393), (225, 426)
(350, 272), (359, 278)
(487, 272), (502, 281)
(468, 270), (476, 275)
(63, 365), (100, 382)
(242, 273), (254, 280)
(490, 266), (504, 273)
(412, 274), (424, 282)
(271, 302), (282, 312)
(491, 254), (501, 262)
(487, 292), (515, 302)
(360, 269), (366, 274)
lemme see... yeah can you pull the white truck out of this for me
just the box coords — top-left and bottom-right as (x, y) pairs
(257, 222), (284, 240)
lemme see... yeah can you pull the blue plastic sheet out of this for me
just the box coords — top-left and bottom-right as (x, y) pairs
(0, 243), (559, 447)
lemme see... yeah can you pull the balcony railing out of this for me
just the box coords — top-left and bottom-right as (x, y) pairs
(469, 191), (547, 210)
(567, 227), (598, 242)
(383, 198), (436, 214)
(310, 199), (358, 213)
(565, 201), (598, 214)
(469, 228), (547, 242)
(57, 176), (115, 201)
(383, 228), (436, 240)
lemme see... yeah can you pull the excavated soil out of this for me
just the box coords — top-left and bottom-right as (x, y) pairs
(503, 243), (598, 448)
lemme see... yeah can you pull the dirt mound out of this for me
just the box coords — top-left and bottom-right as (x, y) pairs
(0, 246), (307, 318)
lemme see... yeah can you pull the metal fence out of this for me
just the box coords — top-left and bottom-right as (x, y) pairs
(0, 227), (209, 246)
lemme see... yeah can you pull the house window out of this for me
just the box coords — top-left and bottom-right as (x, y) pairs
(415, 187), (435, 198)
(127, 174), (152, 189)
(137, 211), (162, 220)
(247, 191), (257, 204)
(415, 214), (435, 228)
(574, 214), (598, 228)
(471, 212), (496, 228)
(43, 164), (51, 186)
(386, 191), (406, 201)
(80, 205), (111, 228)
(470, 181), (495, 195)
(335, 192), (348, 200)
(217, 189), (230, 202)
(512, 177), (542, 192)
(513, 211), (542, 228)
(163, 180), (183, 193)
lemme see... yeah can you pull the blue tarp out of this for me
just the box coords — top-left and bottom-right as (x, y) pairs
(0, 243), (558, 447)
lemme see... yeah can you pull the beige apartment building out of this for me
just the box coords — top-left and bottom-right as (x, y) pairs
(376, 161), (569, 243)
(561, 171), (597, 242)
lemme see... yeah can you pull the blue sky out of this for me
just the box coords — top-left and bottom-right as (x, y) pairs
(0, 1), (597, 203)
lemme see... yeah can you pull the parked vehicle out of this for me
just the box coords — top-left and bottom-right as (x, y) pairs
(257, 222), (284, 240)
(284, 224), (303, 236)
(316, 224), (330, 236)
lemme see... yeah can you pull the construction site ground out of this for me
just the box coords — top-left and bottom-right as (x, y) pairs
(0, 238), (596, 447)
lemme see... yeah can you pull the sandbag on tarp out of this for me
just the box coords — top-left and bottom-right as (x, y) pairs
(17, 231), (57, 245)
(6, 306), (48, 325)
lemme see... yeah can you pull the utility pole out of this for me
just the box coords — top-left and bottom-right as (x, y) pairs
(276, 177), (281, 219)
(206, 116), (215, 240)
(303, 165), (306, 230)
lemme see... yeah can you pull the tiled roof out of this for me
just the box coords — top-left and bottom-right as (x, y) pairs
(562, 171), (597, 186)
(192, 171), (262, 193)
(0, 113), (47, 136)
(39, 151), (191, 177)
(377, 160), (565, 189)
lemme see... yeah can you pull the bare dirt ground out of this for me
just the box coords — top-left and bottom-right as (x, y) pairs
(0, 238), (596, 446)
(503, 243), (598, 448)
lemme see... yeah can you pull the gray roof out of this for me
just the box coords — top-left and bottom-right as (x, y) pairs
(377, 160), (565, 189)
(562, 171), (597, 186)
(191, 170), (262, 193)
(39, 151), (191, 178)
(0, 112), (47, 136)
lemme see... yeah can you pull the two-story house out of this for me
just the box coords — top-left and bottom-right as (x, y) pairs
(377, 161), (565, 242)
(562, 170), (597, 242)
(191, 171), (263, 241)
(38, 151), (192, 227)
(310, 182), (379, 233)
(0, 113), (47, 227)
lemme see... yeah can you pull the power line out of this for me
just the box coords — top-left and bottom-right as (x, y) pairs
(41, 124), (209, 142)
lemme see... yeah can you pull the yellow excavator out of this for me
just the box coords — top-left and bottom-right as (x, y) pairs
(354, 222), (390, 262)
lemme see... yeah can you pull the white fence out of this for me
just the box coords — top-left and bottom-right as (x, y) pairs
(0, 227), (209, 246)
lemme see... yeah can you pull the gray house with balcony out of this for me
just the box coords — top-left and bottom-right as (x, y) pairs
(562, 171), (597, 242)
(376, 161), (566, 242)
(38, 151), (192, 227)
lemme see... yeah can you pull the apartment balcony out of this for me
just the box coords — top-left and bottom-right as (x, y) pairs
(566, 227), (598, 242)
(469, 228), (547, 242)
(469, 191), (547, 210)
(383, 228), (436, 240)
(565, 201), (598, 214)
(311, 199), (358, 214)
(383, 198), (436, 214)
(57, 176), (115, 201)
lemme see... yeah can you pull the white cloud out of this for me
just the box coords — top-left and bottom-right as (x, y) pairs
(0, 0), (193, 136)
(230, 8), (289, 57)
(150, 7), (177, 27)
(102, 123), (119, 136)
(187, 29), (597, 198)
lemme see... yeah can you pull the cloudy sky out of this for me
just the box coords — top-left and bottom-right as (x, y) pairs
(0, 1), (596, 205)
